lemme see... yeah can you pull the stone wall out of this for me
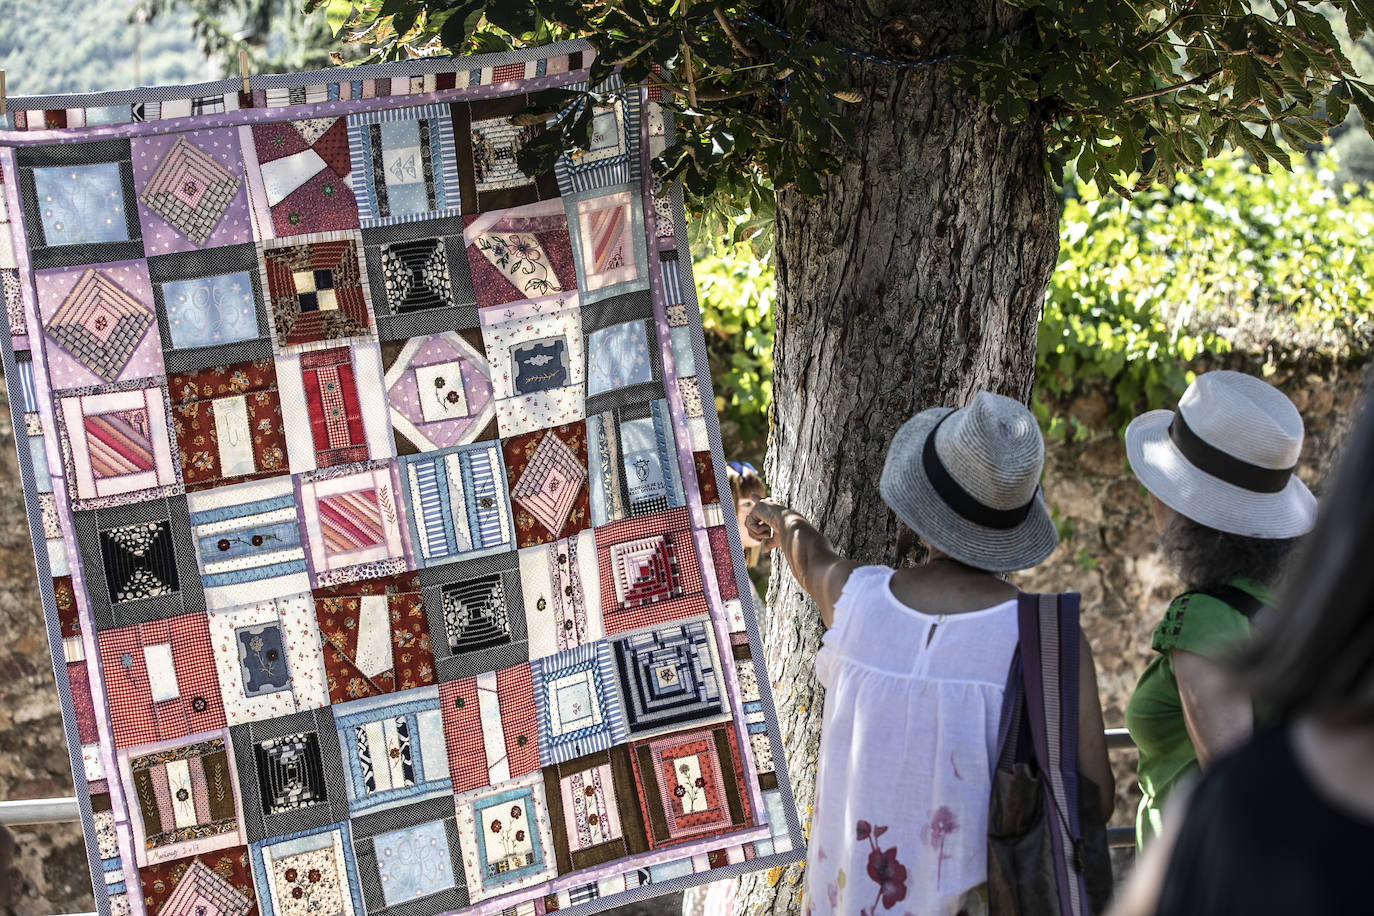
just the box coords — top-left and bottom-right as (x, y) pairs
(0, 355), (1368, 915)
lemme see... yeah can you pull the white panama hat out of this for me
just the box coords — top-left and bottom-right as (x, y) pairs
(1125, 370), (1317, 539)
(879, 391), (1058, 572)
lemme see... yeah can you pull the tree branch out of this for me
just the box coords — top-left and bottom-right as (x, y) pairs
(1135, 4), (1196, 52)
(1123, 68), (1221, 103)
(714, 6), (756, 57)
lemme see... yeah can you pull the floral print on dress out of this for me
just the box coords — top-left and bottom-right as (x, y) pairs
(920, 806), (959, 887)
(856, 820), (908, 913)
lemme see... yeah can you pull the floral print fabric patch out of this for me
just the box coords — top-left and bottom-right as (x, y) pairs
(1, 42), (799, 916)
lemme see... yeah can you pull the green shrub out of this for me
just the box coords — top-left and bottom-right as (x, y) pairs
(1040, 151), (1374, 436)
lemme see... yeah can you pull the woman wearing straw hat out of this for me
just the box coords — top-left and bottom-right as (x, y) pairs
(747, 391), (1113, 916)
(1123, 370), (1317, 850)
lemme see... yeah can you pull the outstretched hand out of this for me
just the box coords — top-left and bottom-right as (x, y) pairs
(744, 498), (784, 551)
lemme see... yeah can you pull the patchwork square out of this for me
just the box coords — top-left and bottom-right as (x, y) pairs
(229, 707), (350, 842)
(531, 642), (627, 765)
(480, 291), (585, 436)
(101, 519), (179, 603)
(419, 552), (529, 682)
(37, 260), (165, 390)
(248, 118), (360, 238)
(360, 222), (480, 338)
(454, 773), (557, 902)
(277, 342), (393, 472)
(443, 573), (511, 652)
(42, 265), (158, 384)
(187, 476), (311, 611)
(139, 849), (258, 916)
(381, 237), (455, 312)
(518, 530), (606, 660)
(298, 464), (408, 587)
(134, 131), (249, 249)
(118, 733), (244, 865)
(261, 232), (375, 351)
(629, 725), (753, 849)
(159, 272), (262, 350)
(463, 199), (577, 309)
(208, 594), (330, 724)
(400, 442), (515, 567)
(17, 140), (144, 268)
(373, 818), (458, 905)
(148, 243), (272, 370)
(333, 686), (452, 815)
(167, 358), (289, 490)
(439, 664), (539, 793)
(313, 572), (434, 703)
(54, 376), (182, 513)
(250, 824), (365, 916)
(542, 747), (651, 872)
(74, 495), (205, 630)
(610, 617), (728, 737)
(587, 399), (687, 526)
(347, 105), (462, 226)
(384, 331), (495, 454)
(504, 423), (591, 548)
(565, 186), (648, 304)
(98, 611), (225, 748)
(452, 95), (563, 214)
(596, 507), (708, 635)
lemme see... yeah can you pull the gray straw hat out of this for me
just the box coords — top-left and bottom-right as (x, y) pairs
(1125, 370), (1317, 539)
(879, 391), (1058, 572)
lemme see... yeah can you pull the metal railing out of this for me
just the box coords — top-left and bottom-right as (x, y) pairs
(1, 729), (1143, 847)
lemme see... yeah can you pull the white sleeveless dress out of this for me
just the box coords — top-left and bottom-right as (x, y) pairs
(804, 566), (1019, 916)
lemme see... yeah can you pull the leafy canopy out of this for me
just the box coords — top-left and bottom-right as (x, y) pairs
(306, 0), (1374, 208)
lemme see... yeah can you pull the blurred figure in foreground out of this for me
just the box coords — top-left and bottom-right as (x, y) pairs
(1113, 385), (1374, 915)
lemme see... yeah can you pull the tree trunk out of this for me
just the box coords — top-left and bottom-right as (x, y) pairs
(736, 3), (1059, 915)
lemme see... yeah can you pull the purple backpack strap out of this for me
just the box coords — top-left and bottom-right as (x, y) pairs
(1017, 592), (1090, 916)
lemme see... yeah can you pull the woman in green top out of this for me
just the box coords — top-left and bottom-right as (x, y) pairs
(1122, 371), (1316, 849)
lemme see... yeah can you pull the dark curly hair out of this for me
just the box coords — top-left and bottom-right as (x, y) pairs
(1158, 513), (1298, 594)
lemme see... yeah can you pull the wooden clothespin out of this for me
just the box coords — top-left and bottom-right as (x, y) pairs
(238, 50), (251, 96)
(0, 70), (7, 118)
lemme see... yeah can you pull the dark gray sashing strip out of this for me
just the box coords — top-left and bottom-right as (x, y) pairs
(3, 38), (595, 111)
(1, 342), (112, 916)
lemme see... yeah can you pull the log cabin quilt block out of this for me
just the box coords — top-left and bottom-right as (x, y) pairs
(2, 41), (800, 916)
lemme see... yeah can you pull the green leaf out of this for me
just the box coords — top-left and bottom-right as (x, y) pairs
(484, 2), (538, 36)
(324, 0), (353, 36)
(1351, 86), (1374, 143)
(1327, 83), (1351, 125)
(1232, 57), (1260, 107)
(438, 0), (485, 50)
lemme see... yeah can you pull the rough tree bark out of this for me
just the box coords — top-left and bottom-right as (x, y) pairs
(735, 3), (1059, 914)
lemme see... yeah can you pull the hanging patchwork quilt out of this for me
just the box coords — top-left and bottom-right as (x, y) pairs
(0, 39), (801, 916)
